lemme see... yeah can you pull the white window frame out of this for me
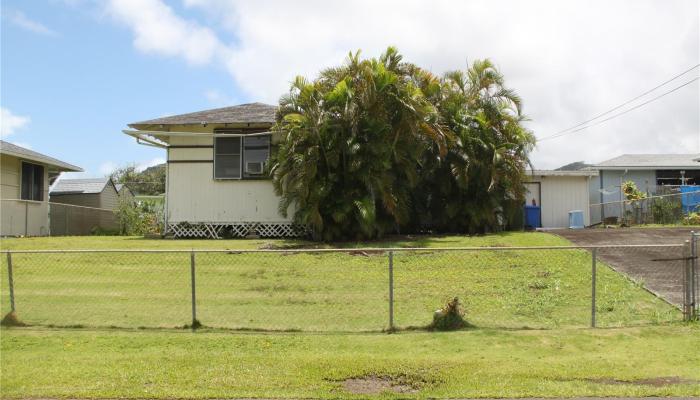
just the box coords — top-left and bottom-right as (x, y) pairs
(213, 133), (272, 180)
(213, 136), (242, 180)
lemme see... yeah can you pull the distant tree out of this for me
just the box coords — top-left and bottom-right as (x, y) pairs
(109, 163), (165, 196)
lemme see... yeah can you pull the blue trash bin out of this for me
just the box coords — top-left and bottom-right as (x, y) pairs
(569, 210), (584, 229)
(524, 205), (541, 229)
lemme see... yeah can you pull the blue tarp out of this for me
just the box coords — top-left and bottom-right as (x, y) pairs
(680, 185), (700, 214)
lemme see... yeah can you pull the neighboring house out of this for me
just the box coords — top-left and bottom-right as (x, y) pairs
(594, 154), (700, 203)
(50, 178), (121, 210)
(525, 170), (598, 229)
(124, 103), (302, 238)
(49, 178), (121, 235)
(591, 154), (700, 223)
(0, 140), (82, 236)
(115, 183), (134, 203)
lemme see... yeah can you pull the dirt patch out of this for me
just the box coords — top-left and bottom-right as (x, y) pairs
(586, 376), (700, 387)
(553, 227), (694, 307)
(342, 375), (419, 394)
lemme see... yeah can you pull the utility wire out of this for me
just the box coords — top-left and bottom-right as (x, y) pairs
(539, 75), (699, 142)
(539, 63), (700, 141)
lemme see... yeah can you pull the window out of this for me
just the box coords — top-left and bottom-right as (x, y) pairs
(214, 137), (241, 179)
(243, 136), (270, 178)
(214, 133), (271, 180)
(21, 162), (44, 201)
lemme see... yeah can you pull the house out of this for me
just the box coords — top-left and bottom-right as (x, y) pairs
(0, 140), (82, 236)
(524, 170), (598, 228)
(590, 153), (700, 223)
(49, 177), (121, 235)
(50, 177), (121, 209)
(594, 154), (700, 202)
(124, 103), (302, 238)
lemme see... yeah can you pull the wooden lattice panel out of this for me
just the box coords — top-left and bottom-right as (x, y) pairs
(168, 222), (308, 239)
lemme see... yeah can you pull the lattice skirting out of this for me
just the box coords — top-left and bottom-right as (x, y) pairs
(168, 222), (309, 239)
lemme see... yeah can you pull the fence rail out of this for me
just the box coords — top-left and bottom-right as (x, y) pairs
(1, 243), (696, 332)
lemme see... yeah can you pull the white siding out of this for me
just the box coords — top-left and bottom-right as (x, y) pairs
(526, 175), (592, 228)
(166, 136), (291, 224)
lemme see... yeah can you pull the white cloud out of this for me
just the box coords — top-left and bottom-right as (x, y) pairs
(105, 0), (225, 65)
(8, 10), (58, 36)
(110, 0), (700, 168)
(1, 108), (31, 137)
(136, 157), (166, 172)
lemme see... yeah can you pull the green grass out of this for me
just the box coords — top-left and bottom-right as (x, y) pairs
(0, 233), (678, 331)
(0, 233), (694, 398)
(0, 231), (568, 250)
(1, 325), (699, 398)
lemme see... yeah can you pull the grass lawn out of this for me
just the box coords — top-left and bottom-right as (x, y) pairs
(0, 232), (693, 399)
(0, 233), (678, 331)
(0, 231), (569, 250)
(1, 325), (699, 398)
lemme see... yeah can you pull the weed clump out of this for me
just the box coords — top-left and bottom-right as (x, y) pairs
(1, 312), (27, 327)
(430, 297), (470, 331)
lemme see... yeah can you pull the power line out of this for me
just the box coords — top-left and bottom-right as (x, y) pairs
(539, 63), (700, 141)
(539, 76), (699, 142)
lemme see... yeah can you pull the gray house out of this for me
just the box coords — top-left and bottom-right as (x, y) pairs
(49, 178), (121, 235)
(50, 178), (121, 209)
(590, 153), (700, 224)
(594, 154), (700, 203)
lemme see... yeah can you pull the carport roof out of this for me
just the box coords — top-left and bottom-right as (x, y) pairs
(595, 154), (700, 170)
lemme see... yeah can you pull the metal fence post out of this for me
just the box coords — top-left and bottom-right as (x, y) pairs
(591, 247), (597, 328)
(6, 252), (15, 313)
(691, 232), (698, 320)
(190, 250), (197, 328)
(683, 240), (692, 321)
(388, 251), (394, 331)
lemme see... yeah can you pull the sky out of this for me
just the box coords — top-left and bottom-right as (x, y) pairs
(1, 0), (699, 178)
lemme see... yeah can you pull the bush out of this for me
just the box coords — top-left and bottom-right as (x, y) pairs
(115, 198), (163, 236)
(430, 297), (470, 331)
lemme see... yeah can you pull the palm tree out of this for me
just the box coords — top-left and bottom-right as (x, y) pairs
(413, 60), (535, 233)
(271, 47), (447, 240)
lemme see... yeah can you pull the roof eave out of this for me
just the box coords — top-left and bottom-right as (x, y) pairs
(1, 149), (83, 172)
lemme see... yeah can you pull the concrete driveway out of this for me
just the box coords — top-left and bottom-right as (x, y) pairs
(553, 228), (694, 306)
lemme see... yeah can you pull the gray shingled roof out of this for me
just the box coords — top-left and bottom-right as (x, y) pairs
(128, 102), (277, 127)
(595, 154), (700, 169)
(51, 178), (111, 195)
(0, 140), (82, 172)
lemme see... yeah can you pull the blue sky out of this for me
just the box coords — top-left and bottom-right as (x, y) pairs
(1, 0), (698, 177)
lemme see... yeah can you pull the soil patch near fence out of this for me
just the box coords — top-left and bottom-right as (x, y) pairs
(554, 228), (694, 306)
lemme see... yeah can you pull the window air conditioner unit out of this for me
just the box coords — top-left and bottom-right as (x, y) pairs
(245, 161), (264, 175)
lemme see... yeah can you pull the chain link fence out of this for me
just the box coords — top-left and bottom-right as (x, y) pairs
(590, 191), (699, 226)
(1, 244), (695, 332)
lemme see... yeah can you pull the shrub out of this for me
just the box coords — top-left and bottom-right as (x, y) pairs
(430, 297), (470, 331)
(115, 198), (163, 235)
(621, 181), (646, 201)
